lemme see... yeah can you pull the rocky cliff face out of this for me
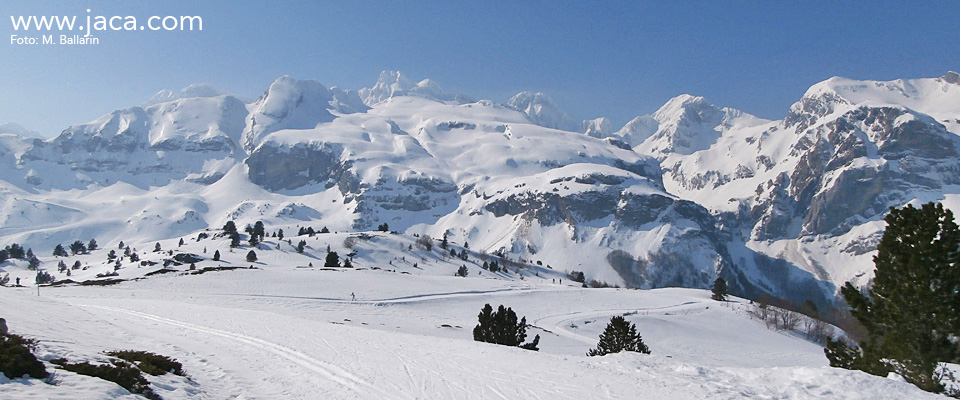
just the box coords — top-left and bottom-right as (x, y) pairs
(17, 95), (248, 189)
(642, 73), (960, 293)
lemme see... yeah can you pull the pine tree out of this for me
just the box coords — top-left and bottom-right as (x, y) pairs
(129, 252), (140, 262)
(829, 203), (960, 394)
(253, 221), (265, 240)
(178, 238), (184, 247)
(343, 258), (353, 268)
(52, 244), (68, 257)
(320, 226), (329, 234)
(456, 265), (468, 277)
(222, 220), (237, 233)
(229, 232), (240, 248)
(441, 234), (448, 250)
(118, 241), (124, 249)
(212, 250), (220, 261)
(87, 239), (98, 251)
(296, 240), (306, 254)
(324, 251), (340, 268)
(277, 229), (284, 241)
(712, 277), (728, 301)
(472, 304), (529, 347)
(6, 244), (25, 259)
(246, 250), (257, 262)
(154, 242), (161, 252)
(69, 241), (86, 255)
(588, 315), (650, 356)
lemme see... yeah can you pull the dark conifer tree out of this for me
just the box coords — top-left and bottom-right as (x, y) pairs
(246, 250), (257, 262)
(712, 277), (728, 301)
(324, 251), (340, 268)
(27, 255), (40, 270)
(68, 241), (85, 255)
(296, 240), (306, 254)
(222, 220), (237, 233)
(154, 242), (161, 252)
(213, 250), (221, 261)
(829, 203), (960, 394)
(473, 304), (528, 347)
(253, 221), (265, 240)
(277, 229), (284, 241)
(52, 244), (68, 257)
(588, 316), (650, 356)
(87, 239), (98, 251)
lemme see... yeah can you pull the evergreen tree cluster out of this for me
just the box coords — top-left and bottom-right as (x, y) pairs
(482, 260), (501, 273)
(473, 304), (539, 350)
(297, 226), (329, 237)
(826, 203), (960, 396)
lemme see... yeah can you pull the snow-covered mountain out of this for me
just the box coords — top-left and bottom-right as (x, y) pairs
(644, 72), (960, 294)
(143, 83), (229, 106)
(507, 91), (579, 132)
(2, 71), (959, 309)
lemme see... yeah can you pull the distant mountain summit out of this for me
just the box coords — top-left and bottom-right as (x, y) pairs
(144, 83), (228, 106)
(507, 91), (579, 132)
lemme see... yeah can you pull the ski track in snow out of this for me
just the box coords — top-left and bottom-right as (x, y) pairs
(533, 301), (706, 344)
(78, 304), (409, 400)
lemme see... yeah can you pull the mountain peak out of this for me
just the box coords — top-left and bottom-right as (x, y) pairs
(582, 117), (612, 138)
(0, 122), (41, 137)
(506, 91), (578, 132)
(943, 71), (960, 85)
(652, 94), (711, 123)
(145, 83), (227, 106)
(358, 70), (466, 106)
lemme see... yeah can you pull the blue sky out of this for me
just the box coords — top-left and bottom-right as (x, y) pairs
(2, 0), (958, 137)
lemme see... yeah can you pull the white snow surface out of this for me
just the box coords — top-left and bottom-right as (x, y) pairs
(0, 231), (941, 399)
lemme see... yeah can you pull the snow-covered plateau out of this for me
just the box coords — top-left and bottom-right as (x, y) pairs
(1, 70), (959, 398)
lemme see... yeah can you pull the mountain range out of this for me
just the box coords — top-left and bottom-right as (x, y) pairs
(3, 70), (959, 308)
